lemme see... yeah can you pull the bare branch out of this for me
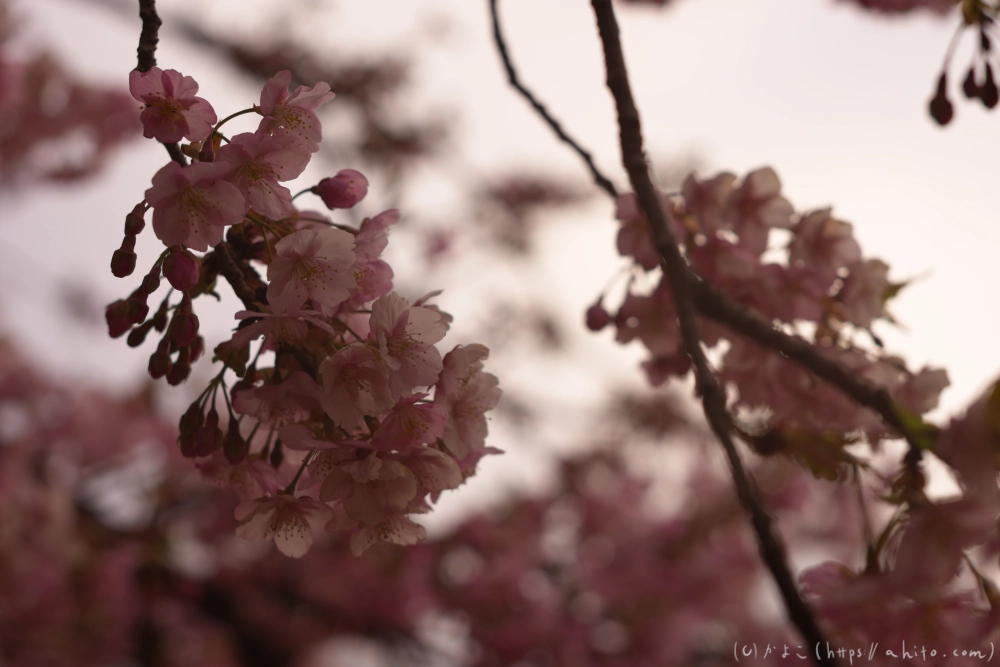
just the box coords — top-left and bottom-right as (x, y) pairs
(589, 2), (837, 663)
(489, 0), (618, 198)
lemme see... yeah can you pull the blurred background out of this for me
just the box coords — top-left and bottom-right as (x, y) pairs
(0, 0), (997, 665)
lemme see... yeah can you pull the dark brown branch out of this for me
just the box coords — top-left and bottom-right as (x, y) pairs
(489, 0), (618, 198)
(692, 279), (919, 449)
(589, 2), (837, 664)
(135, 0), (186, 167)
(213, 241), (264, 311)
(136, 0), (161, 73)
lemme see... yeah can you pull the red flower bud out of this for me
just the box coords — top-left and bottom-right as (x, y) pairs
(269, 438), (284, 468)
(148, 350), (172, 379)
(313, 169), (369, 209)
(124, 203), (146, 235)
(170, 311), (200, 347)
(127, 321), (153, 348)
(163, 249), (201, 292)
(179, 401), (204, 436)
(195, 408), (222, 457)
(166, 347), (191, 386)
(929, 73), (954, 126)
(126, 290), (149, 324)
(223, 417), (247, 464)
(105, 300), (132, 338)
(178, 433), (197, 458)
(189, 335), (205, 363)
(111, 248), (137, 278)
(585, 302), (611, 331)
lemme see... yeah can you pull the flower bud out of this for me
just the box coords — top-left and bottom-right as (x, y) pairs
(312, 169), (368, 209)
(198, 141), (215, 163)
(585, 302), (611, 331)
(195, 408), (222, 456)
(178, 433), (197, 458)
(141, 266), (161, 295)
(980, 63), (998, 109)
(929, 73), (954, 126)
(223, 417), (247, 464)
(962, 67), (979, 99)
(148, 350), (172, 379)
(269, 438), (284, 468)
(125, 290), (149, 325)
(170, 311), (199, 348)
(189, 335), (205, 363)
(163, 249), (201, 292)
(124, 203), (146, 235)
(151, 300), (169, 332)
(112, 235), (138, 277)
(166, 347), (191, 386)
(105, 300), (132, 338)
(127, 321), (154, 348)
(179, 401), (205, 436)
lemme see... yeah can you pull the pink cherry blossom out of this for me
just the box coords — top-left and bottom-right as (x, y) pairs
(231, 370), (323, 425)
(347, 210), (398, 305)
(368, 292), (448, 399)
(230, 307), (335, 351)
(197, 452), (285, 501)
(725, 167), (794, 255)
(789, 208), (863, 289)
(129, 67), (217, 143)
(319, 343), (394, 431)
(144, 161), (245, 252)
(371, 393), (448, 451)
(256, 70), (335, 152)
(266, 227), (357, 314)
(433, 344), (502, 462)
(401, 446), (464, 495)
(235, 493), (332, 558)
(320, 454), (417, 526)
(614, 191), (678, 270)
(216, 132), (310, 220)
(681, 171), (737, 235)
(348, 514), (427, 555)
(836, 258), (890, 328)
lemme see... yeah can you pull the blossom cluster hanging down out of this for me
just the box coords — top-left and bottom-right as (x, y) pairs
(106, 66), (501, 557)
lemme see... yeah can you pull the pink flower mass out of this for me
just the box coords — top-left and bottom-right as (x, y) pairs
(129, 67), (217, 143)
(266, 227), (357, 314)
(216, 132), (311, 219)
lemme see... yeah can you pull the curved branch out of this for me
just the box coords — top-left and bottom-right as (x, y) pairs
(589, 2), (837, 664)
(489, 0), (618, 198)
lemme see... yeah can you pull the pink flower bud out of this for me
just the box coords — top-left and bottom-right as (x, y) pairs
(313, 169), (368, 209)
(124, 203), (146, 235)
(105, 300), (132, 338)
(163, 249), (201, 292)
(586, 302), (611, 331)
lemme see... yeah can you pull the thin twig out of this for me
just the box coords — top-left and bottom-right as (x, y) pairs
(489, 0), (618, 198)
(589, 2), (837, 664)
(135, 0), (186, 167)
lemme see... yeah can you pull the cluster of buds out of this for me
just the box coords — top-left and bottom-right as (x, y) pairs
(928, 2), (1000, 125)
(107, 66), (500, 557)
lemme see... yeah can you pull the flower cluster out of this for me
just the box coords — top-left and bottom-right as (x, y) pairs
(107, 67), (501, 557)
(590, 167), (948, 457)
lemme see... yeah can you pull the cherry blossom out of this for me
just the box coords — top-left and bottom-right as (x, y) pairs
(216, 132), (310, 220)
(144, 161), (245, 251)
(368, 291), (448, 399)
(231, 370), (323, 425)
(128, 67), (216, 143)
(788, 208), (862, 289)
(433, 344), (502, 464)
(319, 343), (394, 431)
(314, 169), (369, 209)
(371, 393), (448, 451)
(230, 307), (335, 351)
(256, 69), (335, 152)
(347, 209), (398, 305)
(235, 493), (332, 558)
(266, 227), (357, 314)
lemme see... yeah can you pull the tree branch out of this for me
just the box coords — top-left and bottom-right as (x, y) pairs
(489, 0), (618, 198)
(135, 0), (185, 167)
(589, 2), (836, 664)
